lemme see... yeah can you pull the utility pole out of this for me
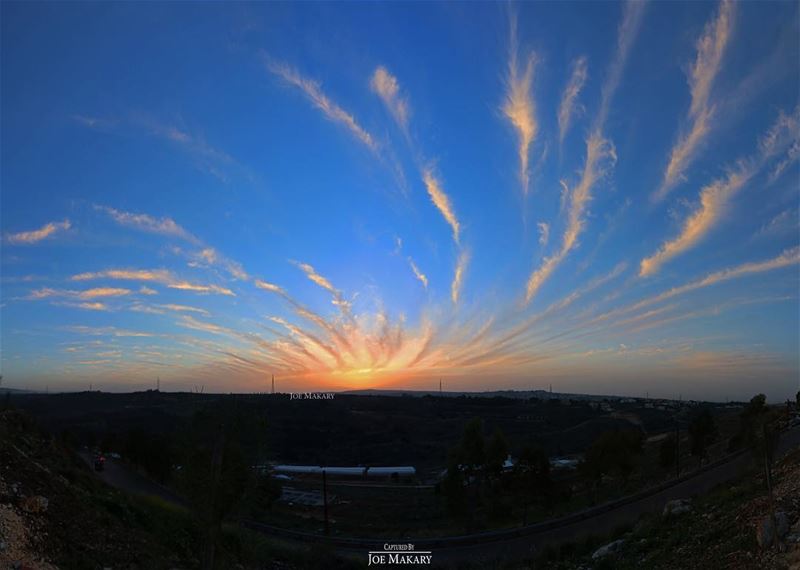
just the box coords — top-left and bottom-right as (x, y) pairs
(157, 377), (160, 391)
(272, 374), (275, 394)
(675, 420), (680, 479)
(322, 469), (329, 535)
(439, 378), (442, 396)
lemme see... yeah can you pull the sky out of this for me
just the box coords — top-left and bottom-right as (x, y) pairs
(1, 1), (799, 401)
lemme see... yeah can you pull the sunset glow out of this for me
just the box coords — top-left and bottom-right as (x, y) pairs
(1, 1), (798, 400)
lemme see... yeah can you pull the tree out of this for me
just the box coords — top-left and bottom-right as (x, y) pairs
(514, 443), (551, 523)
(659, 434), (677, 470)
(688, 408), (717, 466)
(579, 429), (644, 501)
(460, 418), (485, 475)
(486, 428), (509, 477)
(739, 393), (782, 548)
(176, 401), (267, 570)
(441, 452), (466, 518)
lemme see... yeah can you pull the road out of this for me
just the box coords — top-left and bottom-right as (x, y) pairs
(82, 427), (800, 565)
(78, 451), (188, 508)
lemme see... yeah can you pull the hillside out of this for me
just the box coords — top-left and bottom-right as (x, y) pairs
(542, 446), (800, 569)
(0, 410), (192, 569)
(0, 409), (357, 569)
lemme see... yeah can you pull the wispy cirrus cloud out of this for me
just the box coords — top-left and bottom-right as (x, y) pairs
(769, 140), (800, 183)
(408, 258), (428, 289)
(596, 246), (800, 325)
(653, 0), (735, 202)
(74, 114), (246, 183)
(537, 222), (550, 247)
(191, 247), (249, 280)
(756, 208), (799, 239)
(450, 250), (470, 305)
(264, 55), (377, 152)
(292, 261), (353, 315)
(368, 66), (465, 303)
(95, 205), (200, 244)
(422, 168), (461, 246)
(594, 0), (646, 131)
(558, 56), (588, 145)
(526, 134), (617, 303)
(641, 106), (800, 277)
(524, 0), (640, 305)
(23, 287), (132, 301)
(96, 206), (249, 281)
(71, 268), (234, 296)
(371, 66), (410, 136)
(502, 9), (538, 198)
(6, 220), (71, 245)
(641, 166), (750, 276)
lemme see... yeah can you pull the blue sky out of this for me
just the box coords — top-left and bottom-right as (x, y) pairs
(1, 1), (798, 401)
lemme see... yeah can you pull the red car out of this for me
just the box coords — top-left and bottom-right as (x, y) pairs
(94, 455), (106, 472)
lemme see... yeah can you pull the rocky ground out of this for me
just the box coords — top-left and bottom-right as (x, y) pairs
(0, 409), (360, 569)
(550, 446), (800, 570)
(0, 410), (189, 569)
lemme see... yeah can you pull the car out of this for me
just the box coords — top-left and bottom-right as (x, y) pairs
(94, 455), (106, 472)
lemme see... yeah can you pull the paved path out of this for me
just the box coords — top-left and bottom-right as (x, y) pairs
(78, 451), (188, 507)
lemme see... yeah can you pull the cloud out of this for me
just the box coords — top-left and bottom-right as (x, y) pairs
(422, 168), (461, 245)
(64, 325), (154, 338)
(769, 141), (800, 183)
(653, 0), (735, 201)
(641, 166), (750, 276)
(74, 114), (245, 183)
(503, 10), (538, 197)
(641, 107), (799, 276)
(193, 247), (249, 280)
(408, 258), (428, 289)
(95, 205), (200, 244)
(178, 315), (232, 336)
(70, 268), (234, 296)
(451, 250), (469, 304)
(594, 0), (646, 132)
(293, 261), (352, 314)
(537, 222), (550, 246)
(157, 304), (211, 317)
(61, 302), (109, 311)
(264, 55), (377, 152)
(370, 70), (465, 303)
(294, 261), (336, 293)
(23, 287), (131, 301)
(167, 281), (235, 296)
(756, 208), (799, 238)
(597, 246), (800, 324)
(688, 0), (735, 119)
(78, 287), (132, 299)
(525, 134), (617, 303)
(6, 220), (71, 245)
(72, 269), (173, 282)
(71, 114), (118, 130)
(655, 107), (715, 201)
(558, 57), (588, 145)
(371, 66), (410, 135)
(523, 2), (638, 305)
